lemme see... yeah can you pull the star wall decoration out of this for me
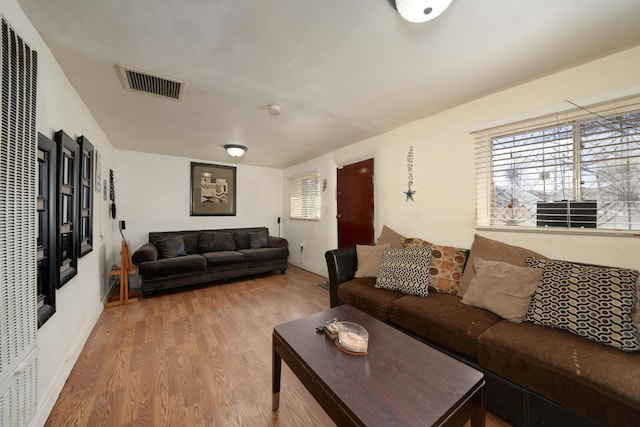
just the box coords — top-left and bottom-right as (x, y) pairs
(405, 146), (416, 202)
(404, 187), (416, 201)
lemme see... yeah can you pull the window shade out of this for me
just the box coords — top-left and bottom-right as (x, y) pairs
(288, 171), (321, 220)
(473, 94), (640, 232)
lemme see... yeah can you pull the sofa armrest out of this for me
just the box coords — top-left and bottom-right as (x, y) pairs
(325, 247), (357, 308)
(132, 243), (158, 265)
(268, 236), (288, 248)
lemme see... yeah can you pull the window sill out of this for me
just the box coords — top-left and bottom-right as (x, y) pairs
(475, 225), (640, 238)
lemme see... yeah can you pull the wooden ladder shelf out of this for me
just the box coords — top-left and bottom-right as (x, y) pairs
(105, 239), (139, 307)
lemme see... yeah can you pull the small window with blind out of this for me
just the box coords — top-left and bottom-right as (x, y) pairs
(473, 94), (640, 233)
(289, 171), (321, 221)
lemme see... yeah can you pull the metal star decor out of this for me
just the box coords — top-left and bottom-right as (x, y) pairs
(405, 146), (416, 201)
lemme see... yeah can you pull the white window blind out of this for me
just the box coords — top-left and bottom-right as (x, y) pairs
(473, 94), (640, 233)
(288, 171), (321, 220)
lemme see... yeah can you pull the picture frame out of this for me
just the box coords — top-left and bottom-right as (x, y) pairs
(190, 162), (236, 216)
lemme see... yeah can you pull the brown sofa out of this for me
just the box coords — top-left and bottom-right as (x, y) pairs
(325, 236), (640, 427)
(132, 227), (288, 296)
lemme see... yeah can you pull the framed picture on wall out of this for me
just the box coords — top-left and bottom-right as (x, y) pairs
(190, 162), (236, 216)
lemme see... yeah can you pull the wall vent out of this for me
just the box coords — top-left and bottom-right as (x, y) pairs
(118, 65), (184, 101)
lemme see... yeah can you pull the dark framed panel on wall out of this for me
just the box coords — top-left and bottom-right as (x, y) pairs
(190, 162), (237, 216)
(55, 130), (79, 287)
(78, 135), (94, 257)
(37, 133), (58, 327)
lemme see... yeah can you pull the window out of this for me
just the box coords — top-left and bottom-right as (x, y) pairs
(474, 95), (640, 233)
(289, 171), (321, 220)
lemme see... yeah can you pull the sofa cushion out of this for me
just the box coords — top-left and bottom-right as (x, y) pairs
(375, 247), (432, 297)
(524, 257), (640, 351)
(199, 231), (236, 252)
(202, 250), (245, 266)
(461, 257), (542, 323)
(232, 230), (253, 249)
(354, 244), (389, 278)
(389, 292), (501, 359)
(138, 254), (206, 279)
(478, 320), (640, 426)
(238, 247), (288, 262)
(249, 231), (269, 249)
(155, 236), (187, 259)
(181, 232), (201, 254)
(458, 234), (548, 297)
(337, 277), (404, 322)
(376, 225), (406, 248)
(402, 238), (468, 294)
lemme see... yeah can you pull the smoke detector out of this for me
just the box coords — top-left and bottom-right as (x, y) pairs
(267, 104), (281, 115)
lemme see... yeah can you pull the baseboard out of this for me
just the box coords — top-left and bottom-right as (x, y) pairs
(31, 299), (105, 427)
(288, 261), (327, 278)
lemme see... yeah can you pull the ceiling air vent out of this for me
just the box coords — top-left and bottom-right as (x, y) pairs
(118, 65), (184, 101)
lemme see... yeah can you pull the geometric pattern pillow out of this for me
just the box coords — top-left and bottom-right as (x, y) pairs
(402, 238), (467, 294)
(248, 231), (269, 249)
(524, 257), (640, 352)
(375, 246), (432, 297)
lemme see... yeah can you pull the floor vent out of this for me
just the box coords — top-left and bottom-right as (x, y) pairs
(118, 65), (184, 101)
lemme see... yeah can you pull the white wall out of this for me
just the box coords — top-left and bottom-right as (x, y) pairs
(2, 1), (119, 425)
(116, 150), (283, 253)
(285, 46), (640, 276)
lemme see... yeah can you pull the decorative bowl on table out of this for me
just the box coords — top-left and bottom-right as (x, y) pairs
(336, 321), (369, 355)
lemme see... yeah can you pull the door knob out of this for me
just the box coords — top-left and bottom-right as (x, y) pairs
(336, 214), (342, 219)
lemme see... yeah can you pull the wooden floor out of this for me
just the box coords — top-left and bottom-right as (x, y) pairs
(46, 265), (512, 426)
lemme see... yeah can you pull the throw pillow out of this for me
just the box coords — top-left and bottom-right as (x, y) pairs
(375, 246), (432, 297)
(376, 225), (406, 249)
(524, 257), (640, 352)
(461, 257), (542, 323)
(199, 231), (236, 252)
(457, 234), (547, 298)
(354, 244), (390, 278)
(155, 237), (187, 259)
(403, 238), (467, 294)
(248, 231), (269, 249)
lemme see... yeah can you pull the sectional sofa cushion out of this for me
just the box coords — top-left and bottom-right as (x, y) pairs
(156, 237), (187, 259)
(238, 247), (289, 262)
(402, 238), (467, 294)
(461, 257), (542, 323)
(458, 234), (547, 297)
(201, 250), (245, 266)
(375, 246), (432, 297)
(337, 277), (404, 322)
(524, 257), (640, 351)
(354, 243), (390, 278)
(478, 320), (640, 426)
(199, 231), (236, 252)
(137, 254), (206, 280)
(389, 292), (501, 359)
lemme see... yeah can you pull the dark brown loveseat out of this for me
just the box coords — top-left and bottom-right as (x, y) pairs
(132, 227), (288, 296)
(325, 234), (640, 427)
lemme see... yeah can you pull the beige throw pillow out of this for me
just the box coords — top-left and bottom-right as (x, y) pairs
(376, 225), (406, 249)
(354, 244), (390, 278)
(461, 257), (542, 323)
(457, 234), (547, 297)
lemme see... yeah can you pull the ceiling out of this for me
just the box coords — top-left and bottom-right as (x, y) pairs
(17, 0), (640, 168)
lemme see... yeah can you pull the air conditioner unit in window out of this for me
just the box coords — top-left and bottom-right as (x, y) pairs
(536, 201), (597, 228)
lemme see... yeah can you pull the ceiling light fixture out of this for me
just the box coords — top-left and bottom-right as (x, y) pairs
(267, 104), (281, 116)
(224, 144), (247, 157)
(395, 0), (453, 23)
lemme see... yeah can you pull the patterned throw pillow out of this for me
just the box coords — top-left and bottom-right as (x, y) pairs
(375, 246), (432, 297)
(403, 238), (467, 294)
(155, 237), (187, 259)
(524, 257), (640, 351)
(248, 231), (269, 249)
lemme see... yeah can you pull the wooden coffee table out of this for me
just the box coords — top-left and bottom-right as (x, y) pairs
(272, 304), (485, 426)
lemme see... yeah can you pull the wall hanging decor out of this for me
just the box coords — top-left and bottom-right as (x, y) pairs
(190, 162), (237, 216)
(404, 146), (416, 201)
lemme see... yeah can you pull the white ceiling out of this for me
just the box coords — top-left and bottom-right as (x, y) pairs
(17, 0), (640, 168)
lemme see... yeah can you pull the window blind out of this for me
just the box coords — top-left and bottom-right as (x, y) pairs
(473, 94), (640, 232)
(288, 171), (321, 220)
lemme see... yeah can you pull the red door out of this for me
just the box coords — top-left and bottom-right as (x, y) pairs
(337, 159), (374, 248)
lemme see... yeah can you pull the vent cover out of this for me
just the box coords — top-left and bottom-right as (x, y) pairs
(118, 65), (184, 101)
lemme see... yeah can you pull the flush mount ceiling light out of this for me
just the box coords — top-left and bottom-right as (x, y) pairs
(395, 0), (453, 23)
(224, 144), (247, 157)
